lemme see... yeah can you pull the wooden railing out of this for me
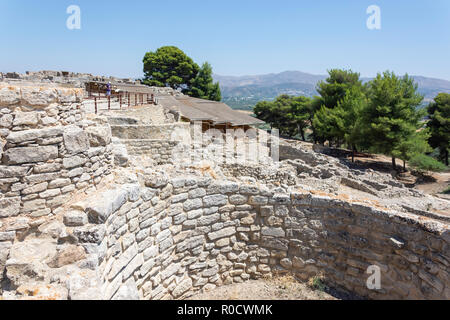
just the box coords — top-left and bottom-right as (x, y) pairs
(85, 92), (155, 114)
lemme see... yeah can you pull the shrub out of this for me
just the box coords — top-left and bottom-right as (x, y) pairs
(409, 154), (447, 172)
(442, 186), (450, 194)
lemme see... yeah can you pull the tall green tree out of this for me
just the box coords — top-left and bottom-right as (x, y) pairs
(254, 95), (313, 140)
(393, 130), (432, 171)
(288, 96), (313, 141)
(363, 71), (424, 169)
(427, 93), (450, 165)
(186, 62), (222, 102)
(143, 46), (199, 89)
(316, 69), (363, 109)
(313, 87), (368, 160)
(314, 69), (364, 144)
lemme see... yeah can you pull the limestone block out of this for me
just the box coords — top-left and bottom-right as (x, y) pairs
(85, 125), (111, 147)
(112, 278), (140, 300)
(108, 244), (138, 281)
(208, 226), (236, 241)
(73, 225), (106, 244)
(63, 155), (87, 169)
(3, 145), (58, 164)
(63, 211), (88, 227)
(123, 183), (140, 202)
(0, 197), (21, 217)
(0, 114), (13, 128)
(0, 165), (28, 178)
(86, 188), (127, 223)
(229, 194), (248, 205)
(0, 231), (16, 241)
(67, 273), (103, 300)
(172, 278), (193, 298)
(13, 111), (39, 126)
(261, 227), (285, 238)
(63, 126), (89, 154)
(20, 87), (58, 106)
(183, 198), (203, 211)
(112, 143), (129, 167)
(0, 86), (21, 105)
(47, 245), (86, 268)
(6, 126), (63, 144)
(249, 196), (268, 205)
(48, 178), (71, 189)
(203, 194), (228, 207)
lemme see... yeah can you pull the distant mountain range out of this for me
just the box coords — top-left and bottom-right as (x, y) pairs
(213, 71), (450, 110)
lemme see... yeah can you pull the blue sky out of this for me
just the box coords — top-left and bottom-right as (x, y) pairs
(1, 0), (449, 80)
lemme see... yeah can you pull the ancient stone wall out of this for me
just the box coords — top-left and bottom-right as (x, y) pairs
(111, 123), (190, 140)
(66, 175), (449, 300)
(1, 84), (448, 300)
(0, 85), (114, 288)
(120, 139), (180, 164)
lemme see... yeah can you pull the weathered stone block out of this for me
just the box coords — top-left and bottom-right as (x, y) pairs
(0, 197), (20, 218)
(203, 194), (228, 207)
(13, 111), (39, 126)
(3, 146), (58, 164)
(208, 226), (236, 241)
(63, 211), (88, 227)
(63, 126), (89, 154)
(63, 155), (87, 169)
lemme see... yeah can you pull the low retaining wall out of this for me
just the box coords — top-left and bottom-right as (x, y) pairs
(111, 123), (190, 140)
(69, 176), (449, 300)
(120, 139), (180, 164)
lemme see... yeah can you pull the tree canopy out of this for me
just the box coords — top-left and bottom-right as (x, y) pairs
(254, 95), (313, 140)
(143, 46), (221, 101)
(143, 46), (199, 89)
(254, 69), (448, 171)
(316, 69), (363, 109)
(185, 62), (221, 102)
(427, 92), (450, 165)
(363, 71), (424, 169)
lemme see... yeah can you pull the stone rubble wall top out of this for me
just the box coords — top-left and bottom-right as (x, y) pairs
(0, 84), (83, 107)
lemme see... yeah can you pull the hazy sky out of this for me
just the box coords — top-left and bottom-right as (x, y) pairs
(1, 0), (449, 80)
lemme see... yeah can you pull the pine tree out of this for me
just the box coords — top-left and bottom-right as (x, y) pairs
(313, 87), (368, 159)
(143, 46), (199, 89)
(427, 93), (450, 166)
(363, 71), (424, 170)
(316, 69), (362, 109)
(187, 62), (222, 102)
(393, 130), (432, 171)
(314, 69), (363, 145)
(254, 95), (313, 139)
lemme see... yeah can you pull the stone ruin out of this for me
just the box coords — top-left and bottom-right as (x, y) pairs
(0, 81), (449, 300)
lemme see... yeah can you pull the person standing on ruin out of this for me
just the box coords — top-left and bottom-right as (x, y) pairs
(106, 82), (112, 97)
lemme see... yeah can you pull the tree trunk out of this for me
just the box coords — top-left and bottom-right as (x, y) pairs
(352, 145), (356, 163)
(392, 157), (397, 170)
(403, 160), (406, 172)
(298, 124), (305, 141)
(446, 149), (449, 166)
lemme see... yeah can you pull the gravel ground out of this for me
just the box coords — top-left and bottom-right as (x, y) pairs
(188, 276), (350, 300)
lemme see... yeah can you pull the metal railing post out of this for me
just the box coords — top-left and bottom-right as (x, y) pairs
(94, 97), (98, 114)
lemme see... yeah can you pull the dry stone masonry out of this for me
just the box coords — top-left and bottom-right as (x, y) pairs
(0, 80), (449, 300)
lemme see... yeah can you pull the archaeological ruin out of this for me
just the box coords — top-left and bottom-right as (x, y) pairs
(0, 71), (449, 300)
